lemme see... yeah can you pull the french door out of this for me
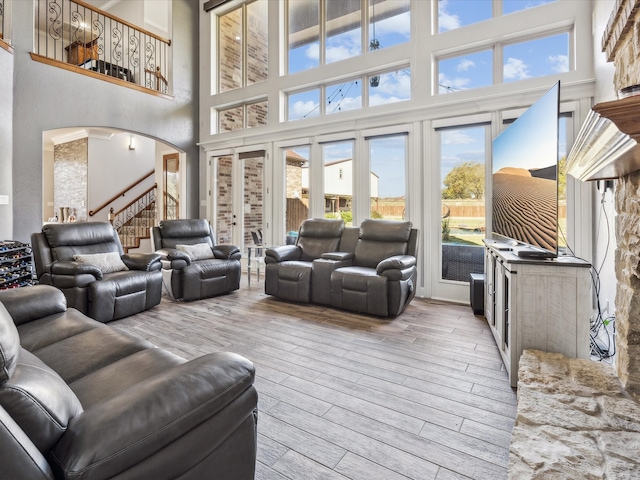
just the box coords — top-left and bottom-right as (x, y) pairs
(209, 149), (266, 251)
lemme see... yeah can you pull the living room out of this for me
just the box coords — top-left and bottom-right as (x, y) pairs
(1, 0), (638, 479)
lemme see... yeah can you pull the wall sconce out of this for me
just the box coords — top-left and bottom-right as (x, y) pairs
(129, 136), (135, 150)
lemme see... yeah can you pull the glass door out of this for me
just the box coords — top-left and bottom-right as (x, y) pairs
(163, 153), (179, 220)
(434, 123), (489, 302)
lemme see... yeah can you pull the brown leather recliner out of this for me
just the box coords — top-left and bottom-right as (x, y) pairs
(31, 222), (162, 322)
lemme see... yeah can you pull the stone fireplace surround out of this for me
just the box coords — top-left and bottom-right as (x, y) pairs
(508, 1), (640, 476)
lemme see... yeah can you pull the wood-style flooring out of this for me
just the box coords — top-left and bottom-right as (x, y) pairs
(111, 276), (516, 480)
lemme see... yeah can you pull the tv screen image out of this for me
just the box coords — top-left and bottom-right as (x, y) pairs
(491, 82), (560, 257)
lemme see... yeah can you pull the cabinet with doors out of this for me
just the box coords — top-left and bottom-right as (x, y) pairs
(484, 240), (592, 387)
(0, 241), (35, 290)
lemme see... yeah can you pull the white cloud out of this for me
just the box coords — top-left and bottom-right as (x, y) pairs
(457, 59), (475, 72)
(326, 44), (360, 63)
(327, 95), (361, 113)
(438, 72), (471, 93)
(548, 54), (569, 73)
(373, 11), (411, 39)
(290, 100), (320, 120)
(438, 0), (461, 31)
(503, 57), (530, 80)
(305, 43), (319, 61)
(441, 130), (476, 145)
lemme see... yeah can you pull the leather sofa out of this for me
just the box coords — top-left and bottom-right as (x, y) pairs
(150, 219), (241, 301)
(0, 284), (258, 480)
(265, 218), (419, 317)
(32, 222), (162, 322)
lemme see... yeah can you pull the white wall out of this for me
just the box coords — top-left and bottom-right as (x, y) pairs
(88, 132), (156, 222)
(0, 47), (13, 240)
(592, 0), (618, 316)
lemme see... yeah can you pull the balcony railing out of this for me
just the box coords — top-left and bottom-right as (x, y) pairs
(33, 0), (171, 95)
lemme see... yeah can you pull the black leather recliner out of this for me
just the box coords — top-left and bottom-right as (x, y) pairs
(150, 219), (241, 301)
(0, 284), (258, 480)
(31, 222), (162, 322)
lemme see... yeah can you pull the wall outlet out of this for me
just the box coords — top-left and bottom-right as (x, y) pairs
(0, 195), (8, 205)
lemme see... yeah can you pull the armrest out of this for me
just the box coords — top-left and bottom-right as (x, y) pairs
(122, 252), (162, 271)
(377, 255), (417, 278)
(51, 260), (102, 280)
(154, 248), (191, 270)
(213, 244), (241, 261)
(50, 352), (255, 480)
(320, 251), (354, 261)
(264, 245), (301, 263)
(0, 285), (67, 326)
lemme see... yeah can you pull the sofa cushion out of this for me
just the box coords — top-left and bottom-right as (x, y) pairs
(0, 348), (83, 452)
(74, 252), (129, 273)
(0, 303), (20, 384)
(159, 219), (211, 239)
(176, 243), (214, 261)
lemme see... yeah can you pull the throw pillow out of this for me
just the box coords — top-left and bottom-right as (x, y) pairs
(176, 243), (214, 261)
(73, 252), (129, 273)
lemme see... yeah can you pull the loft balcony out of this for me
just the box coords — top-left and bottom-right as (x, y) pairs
(31, 0), (172, 98)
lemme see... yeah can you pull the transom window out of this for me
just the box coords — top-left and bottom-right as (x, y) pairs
(438, 0), (556, 33)
(287, 0), (410, 75)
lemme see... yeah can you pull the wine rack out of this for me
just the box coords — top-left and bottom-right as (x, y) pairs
(0, 241), (35, 290)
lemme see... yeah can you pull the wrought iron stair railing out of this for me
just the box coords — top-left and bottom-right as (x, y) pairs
(110, 185), (157, 252)
(33, 0), (171, 95)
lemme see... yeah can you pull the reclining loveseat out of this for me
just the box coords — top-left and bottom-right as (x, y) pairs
(265, 218), (418, 317)
(0, 284), (258, 480)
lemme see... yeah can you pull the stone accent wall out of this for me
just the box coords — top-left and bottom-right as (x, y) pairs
(510, 350), (640, 477)
(54, 138), (87, 222)
(603, 0), (640, 401)
(615, 172), (640, 400)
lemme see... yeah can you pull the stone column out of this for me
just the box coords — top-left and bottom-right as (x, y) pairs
(615, 171), (640, 400)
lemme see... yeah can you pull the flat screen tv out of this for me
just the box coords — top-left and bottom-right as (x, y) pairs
(491, 81), (560, 258)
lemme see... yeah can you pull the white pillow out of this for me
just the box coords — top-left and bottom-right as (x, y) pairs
(176, 243), (214, 261)
(73, 252), (129, 273)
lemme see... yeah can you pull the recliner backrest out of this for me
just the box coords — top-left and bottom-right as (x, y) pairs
(0, 302), (83, 453)
(153, 219), (215, 250)
(296, 218), (344, 261)
(38, 222), (123, 264)
(353, 219), (413, 268)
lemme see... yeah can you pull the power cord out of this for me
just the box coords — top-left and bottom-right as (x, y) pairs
(559, 186), (616, 362)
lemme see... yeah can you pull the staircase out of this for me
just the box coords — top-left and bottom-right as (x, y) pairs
(117, 202), (156, 252)
(109, 185), (157, 253)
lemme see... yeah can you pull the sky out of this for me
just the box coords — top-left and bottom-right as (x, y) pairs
(286, 0), (567, 197)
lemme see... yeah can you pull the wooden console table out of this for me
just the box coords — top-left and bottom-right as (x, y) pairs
(483, 240), (592, 387)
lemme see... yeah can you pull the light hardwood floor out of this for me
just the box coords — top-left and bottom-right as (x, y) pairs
(111, 276), (516, 480)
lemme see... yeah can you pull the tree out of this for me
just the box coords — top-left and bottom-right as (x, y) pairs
(442, 161), (484, 199)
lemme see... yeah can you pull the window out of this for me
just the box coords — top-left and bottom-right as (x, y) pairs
(218, 0), (268, 93)
(284, 147), (311, 235)
(439, 125), (487, 282)
(436, 31), (570, 94)
(368, 0), (410, 51)
(503, 0), (556, 15)
(218, 101), (268, 132)
(326, 0), (361, 64)
(369, 68), (411, 105)
(326, 79), (361, 114)
(287, 0), (410, 74)
(503, 33), (569, 82)
(438, 50), (492, 93)
(288, 89), (320, 120)
(369, 134), (406, 220)
(323, 141), (354, 222)
(438, 0), (557, 32)
(438, 0), (492, 32)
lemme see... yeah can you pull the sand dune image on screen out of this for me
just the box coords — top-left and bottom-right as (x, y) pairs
(492, 167), (557, 251)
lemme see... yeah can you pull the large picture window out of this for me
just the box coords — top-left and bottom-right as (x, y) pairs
(218, 0), (268, 93)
